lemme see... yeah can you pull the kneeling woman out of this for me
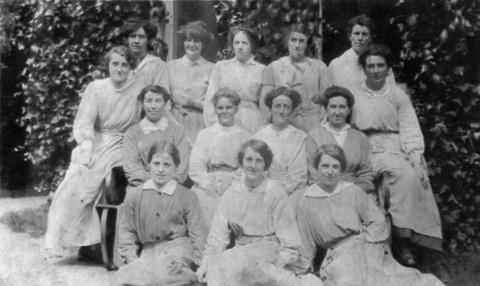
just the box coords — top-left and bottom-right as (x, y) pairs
(116, 141), (205, 286)
(196, 139), (319, 286)
(297, 144), (444, 286)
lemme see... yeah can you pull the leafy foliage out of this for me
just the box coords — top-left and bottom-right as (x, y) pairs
(1, 0), (167, 193)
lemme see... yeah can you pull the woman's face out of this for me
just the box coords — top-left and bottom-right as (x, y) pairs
(233, 31), (252, 63)
(317, 154), (341, 192)
(184, 37), (203, 61)
(271, 95), (293, 127)
(215, 96), (238, 127)
(109, 52), (130, 85)
(128, 27), (148, 58)
(364, 55), (388, 88)
(149, 152), (177, 187)
(349, 24), (371, 54)
(288, 32), (308, 61)
(143, 91), (166, 123)
(327, 96), (350, 128)
(242, 147), (266, 183)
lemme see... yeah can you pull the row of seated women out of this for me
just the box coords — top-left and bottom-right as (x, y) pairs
(44, 13), (445, 285)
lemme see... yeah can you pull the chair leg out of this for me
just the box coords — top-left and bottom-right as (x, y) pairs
(99, 208), (110, 267)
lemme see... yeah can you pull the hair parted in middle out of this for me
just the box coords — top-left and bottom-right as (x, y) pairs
(313, 143), (347, 173)
(238, 139), (273, 171)
(147, 140), (181, 167)
(211, 88), (242, 107)
(138, 85), (172, 103)
(264, 86), (302, 110)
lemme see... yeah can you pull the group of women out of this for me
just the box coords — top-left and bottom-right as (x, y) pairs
(44, 13), (446, 286)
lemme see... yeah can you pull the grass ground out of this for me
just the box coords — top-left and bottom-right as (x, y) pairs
(0, 194), (479, 286)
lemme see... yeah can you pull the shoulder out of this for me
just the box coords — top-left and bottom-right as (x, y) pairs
(264, 179), (289, 205)
(214, 59), (233, 68)
(308, 126), (326, 138)
(347, 127), (368, 140)
(307, 57), (327, 69)
(166, 58), (182, 68)
(124, 124), (142, 137)
(288, 125), (308, 140)
(124, 186), (143, 204)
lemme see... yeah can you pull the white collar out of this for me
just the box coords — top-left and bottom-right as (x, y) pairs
(322, 121), (350, 136)
(234, 56), (256, 66)
(139, 116), (169, 134)
(361, 81), (390, 97)
(142, 179), (177, 196)
(180, 55), (206, 67)
(304, 181), (353, 198)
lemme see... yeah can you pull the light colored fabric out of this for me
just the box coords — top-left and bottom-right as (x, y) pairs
(306, 123), (374, 192)
(261, 56), (329, 132)
(321, 122), (350, 147)
(142, 179), (176, 195)
(138, 116), (169, 134)
(351, 83), (443, 242)
(254, 124), (308, 195)
(45, 78), (143, 250)
(167, 55), (214, 141)
(117, 182), (205, 285)
(189, 123), (250, 230)
(204, 57), (265, 134)
(327, 48), (396, 93)
(122, 118), (191, 186)
(297, 182), (444, 286)
(201, 178), (316, 286)
(131, 53), (170, 90)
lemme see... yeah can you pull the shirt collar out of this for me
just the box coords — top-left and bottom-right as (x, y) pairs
(361, 81), (390, 97)
(180, 55), (206, 67)
(234, 56), (256, 66)
(134, 54), (158, 72)
(142, 179), (177, 195)
(322, 121), (351, 136)
(139, 116), (169, 134)
(304, 181), (353, 198)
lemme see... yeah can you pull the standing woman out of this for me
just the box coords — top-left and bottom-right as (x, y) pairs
(117, 141), (205, 286)
(167, 21), (215, 141)
(262, 23), (329, 132)
(122, 17), (170, 90)
(122, 85), (191, 187)
(327, 14), (395, 92)
(189, 88), (251, 230)
(45, 46), (143, 259)
(297, 144), (445, 286)
(203, 26), (265, 134)
(353, 44), (443, 265)
(254, 87), (308, 199)
(306, 85), (374, 193)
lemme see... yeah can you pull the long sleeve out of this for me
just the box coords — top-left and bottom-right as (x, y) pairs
(260, 64), (276, 124)
(397, 90), (425, 154)
(295, 204), (318, 272)
(283, 137), (308, 195)
(173, 126), (191, 183)
(118, 190), (140, 264)
(305, 135), (320, 185)
(355, 188), (389, 243)
(153, 61), (170, 91)
(203, 65), (220, 127)
(184, 192), (206, 263)
(122, 128), (149, 186)
(188, 131), (211, 189)
(202, 192), (232, 258)
(354, 135), (375, 193)
(315, 61), (330, 104)
(73, 82), (98, 144)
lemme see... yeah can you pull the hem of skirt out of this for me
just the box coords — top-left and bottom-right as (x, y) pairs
(393, 226), (443, 251)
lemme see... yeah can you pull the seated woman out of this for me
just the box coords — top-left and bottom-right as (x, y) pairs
(306, 85), (374, 193)
(116, 141), (205, 285)
(189, 88), (251, 230)
(254, 87), (308, 199)
(196, 139), (319, 286)
(297, 144), (445, 286)
(122, 85), (191, 187)
(167, 21), (215, 141)
(45, 46), (143, 260)
(352, 44), (443, 265)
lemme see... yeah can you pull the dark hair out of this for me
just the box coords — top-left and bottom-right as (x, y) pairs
(322, 85), (355, 123)
(138, 85), (172, 103)
(122, 17), (158, 41)
(211, 88), (241, 107)
(264, 86), (302, 111)
(178, 21), (214, 45)
(228, 26), (258, 53)
(313, 144), (347, 172)
(238, 139), (273, 171)
(147, 141), (181, 167)
(358, 43), (393, 69)
(286, 22), (311, 42)
(347, 14), (375, 38)
(104, 45), (135, 72)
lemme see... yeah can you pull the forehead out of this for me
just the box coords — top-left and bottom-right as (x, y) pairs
(233, 31), (250, 42)
(244, 147), (263, 159)
(365, 55), (386, 65)
(144, 91), (164, 100)
(320, 154), (340, 165)
(130, 27), (146, 36)
(216, 96), (234, 106)
(151, 152), (173, 163)
(289, 31), (307, 40)
(110, 52), (127, 62)
(272, 95), (293, 105)
(351, 24), (370, 34)
(328, 96), (348, 105)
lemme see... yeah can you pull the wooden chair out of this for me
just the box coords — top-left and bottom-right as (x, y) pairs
(95, 166), (128, 271)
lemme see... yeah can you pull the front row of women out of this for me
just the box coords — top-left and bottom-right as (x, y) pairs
(115, 139), (444, 286)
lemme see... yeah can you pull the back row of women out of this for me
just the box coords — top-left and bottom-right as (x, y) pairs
(45, 14), (446, 285)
